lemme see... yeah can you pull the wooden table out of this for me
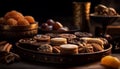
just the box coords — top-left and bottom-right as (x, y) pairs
(0, 53), (119, 69)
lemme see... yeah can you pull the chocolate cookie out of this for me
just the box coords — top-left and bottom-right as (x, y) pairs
(34, 35), (50, 42)
(37, 44), (53, 53)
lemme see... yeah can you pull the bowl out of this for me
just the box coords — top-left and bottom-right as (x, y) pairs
(0, 22), (38, 41)
(90, 14), (120, 36)
(16, 43), (112, 65)
(39, 27), (81, 34)
(90, 14), (120, 25)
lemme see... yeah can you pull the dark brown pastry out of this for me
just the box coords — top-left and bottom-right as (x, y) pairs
(18, 38), (38, 50)
(45, 33), (58, 38)
(74, 32), (93, 37)
(18, 38), (37, 44)
(67, 37), (86, 45)
(58, 34), (76, 39)
(34, 35), (50, 42)
(37, 44), (53, 53)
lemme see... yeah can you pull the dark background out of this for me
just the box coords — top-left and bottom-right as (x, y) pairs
(0, 0), (100, 21)
(0, 0), (119, 22)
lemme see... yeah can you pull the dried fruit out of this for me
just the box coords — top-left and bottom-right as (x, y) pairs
(101, 55), (120, 68)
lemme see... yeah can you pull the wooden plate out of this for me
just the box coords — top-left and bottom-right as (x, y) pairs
(16, 43), (112, 65)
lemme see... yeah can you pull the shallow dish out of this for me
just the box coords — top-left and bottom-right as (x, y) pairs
(39, 27), (81, 34)
(90, 14), (120, 25)
(16, 43), (112, 65)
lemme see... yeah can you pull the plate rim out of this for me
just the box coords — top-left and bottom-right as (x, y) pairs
(16, 42), (112, 56)
(90, 13), (120, 17)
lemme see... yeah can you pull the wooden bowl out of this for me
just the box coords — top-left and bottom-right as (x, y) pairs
(0, 22), (38, 41)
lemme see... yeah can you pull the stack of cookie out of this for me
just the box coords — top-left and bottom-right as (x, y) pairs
(17, 32), (108, 55)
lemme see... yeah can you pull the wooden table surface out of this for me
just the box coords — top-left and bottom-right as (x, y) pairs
(0, 53), (120, 69)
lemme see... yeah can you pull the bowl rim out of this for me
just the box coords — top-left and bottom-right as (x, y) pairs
(90, 13), (120, 17)
(0, 22), (38, 27)
(0, 22), (39, 31)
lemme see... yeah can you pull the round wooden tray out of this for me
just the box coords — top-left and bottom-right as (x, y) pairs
(0, 22), (38, 41)
(16, 43), (112, 65)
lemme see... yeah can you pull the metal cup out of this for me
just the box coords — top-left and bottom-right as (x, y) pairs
(73, 2), (91, 32)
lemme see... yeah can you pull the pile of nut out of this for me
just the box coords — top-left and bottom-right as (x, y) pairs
(94, 4), (119, 16)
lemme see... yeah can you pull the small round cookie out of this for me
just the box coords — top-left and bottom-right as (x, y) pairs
(67, 38), (86, 45)
(18, 38), (36, 44)
(45, 33), (58, 38)
(34, 35), (50, 42)
(18, 38), (38, 50)
(37, 44), (53, 53)
(50, 37), (67, 46)
(58, 34), (76, 39)
(74, 32), (93, 37)
(60, 44), (78, 54)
